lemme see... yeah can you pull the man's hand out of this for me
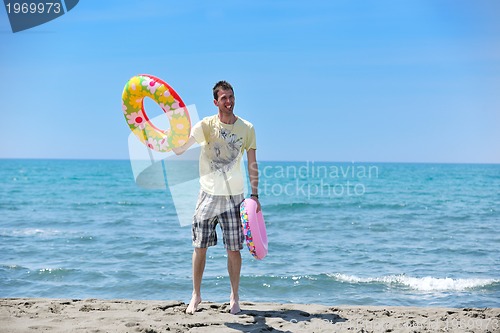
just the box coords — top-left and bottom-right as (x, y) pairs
(247, 149), (260, 212)
(251, 196), (261, 213)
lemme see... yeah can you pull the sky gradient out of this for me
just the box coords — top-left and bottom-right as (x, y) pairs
(1, 0), (499, 163)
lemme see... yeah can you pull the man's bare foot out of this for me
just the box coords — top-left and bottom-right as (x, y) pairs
(186, 295), (201, 315)
(229, 295), (241, 314)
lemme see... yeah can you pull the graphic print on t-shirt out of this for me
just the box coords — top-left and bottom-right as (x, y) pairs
(207, 125), (243, 175)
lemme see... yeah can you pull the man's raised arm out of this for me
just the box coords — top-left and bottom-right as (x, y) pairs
(172, 136), (197, 155)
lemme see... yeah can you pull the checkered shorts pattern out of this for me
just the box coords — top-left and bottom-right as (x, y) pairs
(192, 190), (245, 251)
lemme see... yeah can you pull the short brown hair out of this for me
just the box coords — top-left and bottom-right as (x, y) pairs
(213, 80), (234, 100)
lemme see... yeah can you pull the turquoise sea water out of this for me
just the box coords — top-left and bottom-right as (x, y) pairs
(1, 159), (499, 308)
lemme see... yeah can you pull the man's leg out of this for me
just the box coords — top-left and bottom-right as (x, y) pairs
(227, 249), (242, 314)
(186, 247), (207, 314)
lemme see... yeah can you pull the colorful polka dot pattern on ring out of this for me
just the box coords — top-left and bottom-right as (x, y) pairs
(240, 199), (268, 260)
(240, 204), (258, 259)
(122, 74), (191, 152)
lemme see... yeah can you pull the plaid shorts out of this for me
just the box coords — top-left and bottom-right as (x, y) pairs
(192, 190), (244, 251)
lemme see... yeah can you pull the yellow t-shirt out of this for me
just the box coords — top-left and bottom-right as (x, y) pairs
(191, 115), (256, 196)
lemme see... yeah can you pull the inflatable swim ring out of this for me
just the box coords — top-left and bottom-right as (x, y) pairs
(122, 74), (191, 152)
(240, 199), (268, 260)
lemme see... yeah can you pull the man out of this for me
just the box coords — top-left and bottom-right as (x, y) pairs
(173, 81), (260, 315)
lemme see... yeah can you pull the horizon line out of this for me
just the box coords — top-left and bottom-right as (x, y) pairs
(0, 157), (499, 166)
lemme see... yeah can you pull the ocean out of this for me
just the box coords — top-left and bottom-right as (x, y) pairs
(1, 159), (499, 308)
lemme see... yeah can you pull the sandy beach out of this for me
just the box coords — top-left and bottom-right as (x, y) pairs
(1, 298), (498, 333)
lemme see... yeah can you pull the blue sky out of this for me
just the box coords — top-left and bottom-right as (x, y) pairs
(1, 0), (499, 163)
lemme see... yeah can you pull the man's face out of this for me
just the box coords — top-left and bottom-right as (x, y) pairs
(214, 89), (235, 114)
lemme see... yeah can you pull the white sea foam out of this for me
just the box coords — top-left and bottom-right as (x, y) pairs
(329, 273), (498, 291)
(0, 228), (60, 237)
